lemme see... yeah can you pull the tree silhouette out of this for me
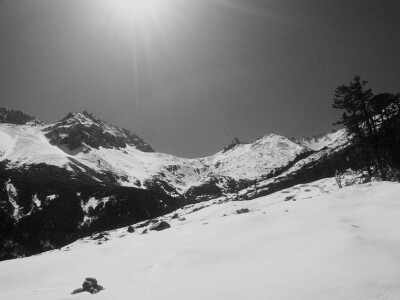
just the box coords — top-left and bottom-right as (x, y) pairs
(332, 76), (400, 180)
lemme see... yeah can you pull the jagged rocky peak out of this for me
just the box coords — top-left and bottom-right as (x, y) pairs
(0, 107), (44, 126)
(59, 111), (103, 125)
(44, 111), (154, 153)
(223, 137), (242, 152)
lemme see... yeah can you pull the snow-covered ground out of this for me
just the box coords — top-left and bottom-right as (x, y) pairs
(1, 178), (399, 300)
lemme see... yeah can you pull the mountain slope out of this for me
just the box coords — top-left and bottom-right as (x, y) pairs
(44, 111), (154, 152)
(1, 179), (399, 300)
(295, 129), (347, 151)
(0, 108), (352, 260)
(0, 111), (317, 195)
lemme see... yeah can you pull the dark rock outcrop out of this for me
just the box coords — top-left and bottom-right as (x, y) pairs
(44, 111), (154, 152)
(149, 221), (171, 231)
(0, 107), (44, 125)
(71, 277), (104, 295)
(236, 208), (250, 214)
(0, 163), (182, 261)
(223, 137), (242, 152)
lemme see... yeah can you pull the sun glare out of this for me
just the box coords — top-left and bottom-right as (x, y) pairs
(97, 0), (174, 43)
(107, 0), (168, 20)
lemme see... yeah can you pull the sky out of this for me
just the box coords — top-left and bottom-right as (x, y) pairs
(0, 0), (399, 158)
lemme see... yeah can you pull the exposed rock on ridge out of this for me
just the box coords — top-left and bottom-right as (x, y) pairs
(44, 111), (154, 152)
(0, 107), (44, 126)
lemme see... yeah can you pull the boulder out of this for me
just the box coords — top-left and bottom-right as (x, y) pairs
(149, 221), (171, 231)
(73, 277), (105, 294)
(236, 208), (250, 214)
(82, 280), (94, 291)
(86, 277), (97, 285)
(127, 225), (135, 233)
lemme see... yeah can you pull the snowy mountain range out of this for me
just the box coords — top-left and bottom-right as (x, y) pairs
(0, 108), (349, 194)
(0, 107), (352, 260)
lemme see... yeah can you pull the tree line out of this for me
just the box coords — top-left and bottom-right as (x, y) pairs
(332, 76), (400, 181)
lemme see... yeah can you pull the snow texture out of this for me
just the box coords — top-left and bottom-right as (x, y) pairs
(1, 178), (399, 300)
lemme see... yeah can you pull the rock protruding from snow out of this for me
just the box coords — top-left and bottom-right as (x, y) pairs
(223, 137), (243, 152)
(71, 277), (104, 295)
(149, 220), (171, 231)
(236, 208), (250, 214)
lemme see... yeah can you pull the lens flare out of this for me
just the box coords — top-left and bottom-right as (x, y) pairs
(105, 0), (169, 24)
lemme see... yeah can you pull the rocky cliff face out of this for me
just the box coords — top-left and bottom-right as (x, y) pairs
(44, 111), (154, 152)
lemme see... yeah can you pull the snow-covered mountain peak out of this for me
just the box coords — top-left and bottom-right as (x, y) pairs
(252, 132), (303, 150)
(203, 132), (309, 181)
(58, 111), (105, 127)
(44, 111), (154, 152)
(0, 107), (353, 207)
(296, 129), (348, 151)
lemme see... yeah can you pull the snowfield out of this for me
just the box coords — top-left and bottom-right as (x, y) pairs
(1, 178), (400, 300)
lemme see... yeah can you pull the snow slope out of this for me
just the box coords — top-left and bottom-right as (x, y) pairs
(204, 133), (306, 180)
(296, 129), (347, 151)
(0, 127), (15, 159)
(0, 124), (71, 168)
(1, 178), (399, 300)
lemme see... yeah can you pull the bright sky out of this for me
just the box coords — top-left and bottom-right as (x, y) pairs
(1, 0), (399, 157)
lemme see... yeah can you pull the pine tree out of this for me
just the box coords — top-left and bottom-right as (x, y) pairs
(369, 92), (400, 179)
(332, 76), (386, 179)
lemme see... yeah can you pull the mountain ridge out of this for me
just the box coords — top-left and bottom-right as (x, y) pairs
(0, 107), (349, 195)
(0, 107), (44, 126)
(0, 107), (352, 260)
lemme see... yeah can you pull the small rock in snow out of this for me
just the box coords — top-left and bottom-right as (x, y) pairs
(284, 196), (295, 201)
(149, 221), (171, 231)
(236, 208), (250, 214)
